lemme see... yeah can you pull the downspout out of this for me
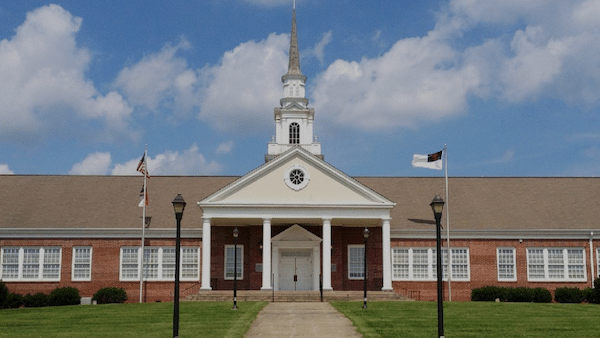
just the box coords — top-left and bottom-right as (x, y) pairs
(590, 232), (595, 287)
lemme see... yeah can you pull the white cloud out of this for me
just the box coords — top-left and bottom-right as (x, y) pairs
(309, 0), (600, 131)
(216, 141), (235, 154)
(312, 33), (481, 131)
(69, 152), (112, 175)
(111, 144), (222, 176)
(308, 31), (332, 66)
(197, 33), (289, 133)
(0, 164), (15, 175)
(0, 5), (132, 140)
(113, 39), (197, 114)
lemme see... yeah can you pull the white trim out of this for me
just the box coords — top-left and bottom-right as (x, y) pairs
(224, 245), (244, 280)
(596, 248), (600, 278)
(72, 246), (92, 281)
(391, 247), (471, 282)
(392, 229), (600, 240)
(348, 244), (365, 280)
(119, 246), (200, 282)
(496, 247), (517, 282)
(526, 247), (586, 282)
(1, 246), (62, 282)
(0, 228), (202, 239)
(283, 164), (310, 191)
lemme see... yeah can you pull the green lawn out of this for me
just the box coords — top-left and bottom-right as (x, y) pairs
(332, 301), (600, 338)
(2, 301), (600, 337)
(0, 301), (267, 338)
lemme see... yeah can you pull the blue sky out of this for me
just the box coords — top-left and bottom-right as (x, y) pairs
(1, 0), (599, 177)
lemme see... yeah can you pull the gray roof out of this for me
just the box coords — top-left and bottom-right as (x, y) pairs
(1, 176), (599, 235)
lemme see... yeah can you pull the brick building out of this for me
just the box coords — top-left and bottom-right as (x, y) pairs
(1, 6), (599, 303)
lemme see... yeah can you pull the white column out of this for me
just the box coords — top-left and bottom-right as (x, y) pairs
(261, 218), (272, 290)
(322, 218), (332, 290)
(201, 217), (212, 290)
(382, 218), (393, 290)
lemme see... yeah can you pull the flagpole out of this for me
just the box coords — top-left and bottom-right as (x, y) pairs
(444, 144), (451, 302)
(140, 145), (147, 303)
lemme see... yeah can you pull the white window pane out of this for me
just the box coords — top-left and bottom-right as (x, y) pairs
(2, 248), (19, 279)
(348, 246), (365, 279)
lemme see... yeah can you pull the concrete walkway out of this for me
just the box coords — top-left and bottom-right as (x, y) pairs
(244, 302), (362, 338)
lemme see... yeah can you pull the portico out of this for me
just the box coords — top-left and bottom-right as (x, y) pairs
(198, 147), (395, 292)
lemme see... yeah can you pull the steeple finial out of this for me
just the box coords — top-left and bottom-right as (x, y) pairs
(286, 1), (302, 76)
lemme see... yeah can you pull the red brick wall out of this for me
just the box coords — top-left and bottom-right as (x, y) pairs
(0, 238), (201, 303)
(391, 238), (599, 302)
(2, 234), (597, 303)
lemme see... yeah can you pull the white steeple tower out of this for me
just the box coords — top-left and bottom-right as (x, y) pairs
(266, 2), (322, 162)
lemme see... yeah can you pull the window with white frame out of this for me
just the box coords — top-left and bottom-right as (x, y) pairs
(72, 247), (92, 281)
(348, 245), (365, 279)
(1, 247), (62, 281)
(391, 247), (470, 281)
(497, 248), (516, 281)
(224, 245), (243, 280)
(526, 248), (586, 281)
(119, 247), (199, 281)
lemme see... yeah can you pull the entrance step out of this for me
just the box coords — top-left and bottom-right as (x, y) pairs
(184, 290), (413, 302)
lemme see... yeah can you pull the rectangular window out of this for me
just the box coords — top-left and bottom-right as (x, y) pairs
(348, 245), (365, 279)
(120, 247), (199, 282)
(597, 248), (600, 278)
(527, 248), (586, 281)
(1, 247), (61, 281)
(391, 247), (470, 281)
(72, 247), (92, 281)
(225, 245), (243, 280)
(497, 248), (516, 281)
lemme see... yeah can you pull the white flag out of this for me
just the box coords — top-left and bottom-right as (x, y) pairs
(412, 151), (443, 170)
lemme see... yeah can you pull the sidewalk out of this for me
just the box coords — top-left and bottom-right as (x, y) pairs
(244, 302), (362, 338)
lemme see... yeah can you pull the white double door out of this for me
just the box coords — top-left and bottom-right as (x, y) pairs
(278, 250), (313, 291)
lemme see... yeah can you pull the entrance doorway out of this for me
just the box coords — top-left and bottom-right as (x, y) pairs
(279, 250), (313, 291)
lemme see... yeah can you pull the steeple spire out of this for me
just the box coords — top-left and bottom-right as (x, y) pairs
(266, 1), (322, 162)
(286, 2), (303, 77)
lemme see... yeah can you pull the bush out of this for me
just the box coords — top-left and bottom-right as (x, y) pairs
(555, 287), (585, 303)
(23, 293), (49, 308)
(5, 293), (23, 309)
(506, 287), (534, 302)
(472, 286), (504, 302)
(532, 287), (552, 303)
(591, 278), (600, 304)
(0, 281), (8, 309)
(472, 286), (551, 303)
(49, 287), (80, 306)
(93, 287), (127, 304)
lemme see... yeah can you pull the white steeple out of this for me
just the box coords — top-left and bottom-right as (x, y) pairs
(266, 3), (322, 162)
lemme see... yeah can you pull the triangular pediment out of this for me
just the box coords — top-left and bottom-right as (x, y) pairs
(272, 224), (322, 243)
(200, 147), (394, 207)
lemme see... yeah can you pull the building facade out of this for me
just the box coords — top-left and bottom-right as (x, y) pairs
(1, 7), (599, 303)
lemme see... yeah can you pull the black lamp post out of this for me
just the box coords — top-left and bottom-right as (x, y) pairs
(232, 227), (239, 310)
(171, 194), (186, 338)
(430, 194), (445, 338)
(362, 227), (369, 310)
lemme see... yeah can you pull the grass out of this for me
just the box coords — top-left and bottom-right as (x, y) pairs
(2, 301), (600, 337)
(0, 301), (267, 338)
(332, 301), (600, 338)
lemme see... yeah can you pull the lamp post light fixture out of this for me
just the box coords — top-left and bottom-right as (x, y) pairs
(232, 227), (239, 310)
(430, 194), (445, 338)
(171, 194), (186, 338)
(362, 227), (369, 310)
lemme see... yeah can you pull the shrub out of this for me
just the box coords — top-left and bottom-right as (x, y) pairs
(93, 287), (127, 304)
(472, 286), (504, 302)
(591, 278), (600, 304)
(506, 287), (534, 302)
(23, 293), (49, 308)
(555, 287), (585, 303)
(472, 286), (551, 303)
(0, 281), (8, 309)
(532, 287), (552, 303)
(5, 293), (23, 309)
(49, 287), (80, 306)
